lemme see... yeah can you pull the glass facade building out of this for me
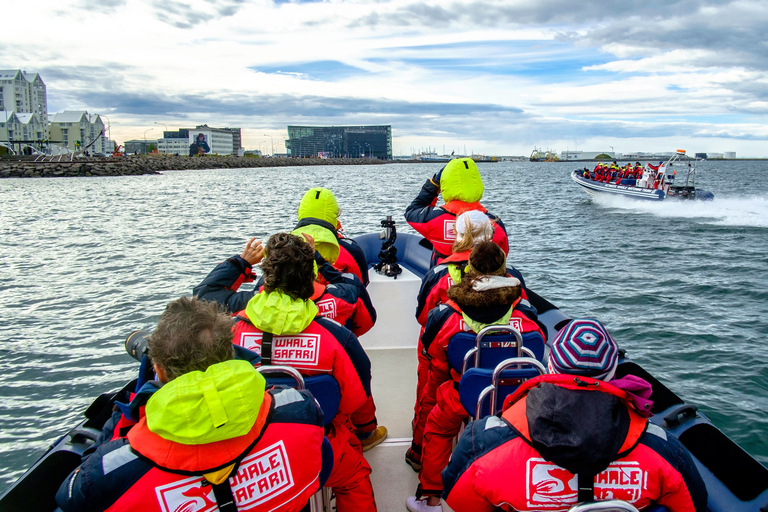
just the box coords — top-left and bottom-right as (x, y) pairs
(286, 125), (392, 159)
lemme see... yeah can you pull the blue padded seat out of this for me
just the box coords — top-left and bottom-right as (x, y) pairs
(257, 366), (341, 426)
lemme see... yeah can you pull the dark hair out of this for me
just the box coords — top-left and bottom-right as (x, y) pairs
(467, 241), (507, 276)
(261, 233), (315, 300)
(149, 296), (235, 381)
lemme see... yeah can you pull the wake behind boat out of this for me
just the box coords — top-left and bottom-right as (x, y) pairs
(572, 150), (715, 202)
(1, 227), (765, 512)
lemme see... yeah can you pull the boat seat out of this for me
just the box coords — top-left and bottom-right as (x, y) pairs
(446, 325), (546, 420)
(446, 325), (544, 377)
(461, 357), (546, 420)
(257, 366), (341, 427)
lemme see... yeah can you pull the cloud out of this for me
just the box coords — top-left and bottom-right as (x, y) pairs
(151, 0), (250, 28)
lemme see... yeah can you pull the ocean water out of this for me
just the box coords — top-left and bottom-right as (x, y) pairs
(1, 160), (766, 492)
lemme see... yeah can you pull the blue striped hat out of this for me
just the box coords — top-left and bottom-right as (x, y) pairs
(549, 319), (618, 381)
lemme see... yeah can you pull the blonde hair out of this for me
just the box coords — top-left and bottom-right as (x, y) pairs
(452, 212), (493, 253)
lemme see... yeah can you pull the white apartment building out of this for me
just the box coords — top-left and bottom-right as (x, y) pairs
(0, 69), (48, 128)
(0, 110), (47, 154)
(157, 137), (190, 155)
(48, 111), (111, 154)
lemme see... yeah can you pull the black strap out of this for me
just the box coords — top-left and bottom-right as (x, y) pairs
(261, 332), (273, 366)
(295, 217), (338, 236)
(211, 480), (238, 511)
(578, 473), (595, 503)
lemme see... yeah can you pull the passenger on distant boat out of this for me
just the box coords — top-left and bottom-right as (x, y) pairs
(56, 296), (330, 512)
(293, 187), (370, 286)
(406, 242), (545, 512)
(404, 158), (509, 267)
(442, 318), (708, 512)
(230, 233), (382, 512)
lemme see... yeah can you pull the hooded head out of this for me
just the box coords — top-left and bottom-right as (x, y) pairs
(293, 187), (340, 263)
(297, 187), (339, 226)
(548, 318), (619, 381)
(447, 242), (520, 329)
(452, 210), (493, 253)
(440, 158), (484, 203)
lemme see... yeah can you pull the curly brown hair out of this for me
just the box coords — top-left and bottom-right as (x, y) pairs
(467, 241), (507, 276)
(148, 296), (235, 381)
(261, 233), (315, 300)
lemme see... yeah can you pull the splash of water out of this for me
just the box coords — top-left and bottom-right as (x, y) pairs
(592, 195), (768, 228)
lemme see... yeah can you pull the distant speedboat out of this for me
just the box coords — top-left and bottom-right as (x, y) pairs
(572, 150), (714, 201)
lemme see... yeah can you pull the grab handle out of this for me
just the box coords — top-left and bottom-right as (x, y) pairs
(662, 404), (698, 429)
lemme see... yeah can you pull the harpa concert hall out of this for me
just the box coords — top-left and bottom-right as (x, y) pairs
(286, 125), (392, 159)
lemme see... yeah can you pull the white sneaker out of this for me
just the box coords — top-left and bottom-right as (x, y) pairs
(405, 496), (441, 512)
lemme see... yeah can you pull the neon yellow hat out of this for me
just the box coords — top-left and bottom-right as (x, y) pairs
(440, 158), (484, 203)
(297, 187), (339, 226)
(294, 187), (341, 263)
(145, 360), (266, 444)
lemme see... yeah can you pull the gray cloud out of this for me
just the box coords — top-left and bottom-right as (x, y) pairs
(55, 86), (768, 145)
(151, 0), (250, 28)
(354, 0), (768, 72)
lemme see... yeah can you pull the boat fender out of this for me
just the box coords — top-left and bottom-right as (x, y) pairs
(661, 404), (698, 429)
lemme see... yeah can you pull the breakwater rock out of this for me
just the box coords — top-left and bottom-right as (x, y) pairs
(0, 155), (398, 178)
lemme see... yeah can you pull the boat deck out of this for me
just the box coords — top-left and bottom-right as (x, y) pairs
(360, 267), (453, 511)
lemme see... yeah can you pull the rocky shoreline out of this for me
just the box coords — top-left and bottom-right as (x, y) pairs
(0, 155), (400, 178)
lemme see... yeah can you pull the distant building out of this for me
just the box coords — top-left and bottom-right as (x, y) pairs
(0, 111), (46, 153)
(221, 127), (242, 155)
(157, 129), (190, 155)
(559, 150), (615, 160)
(48, 111), (110, 154)
(124, 139), (157, 155)
(189, 125), (233, 156)
(724, 152), (736, 159)
(286, 125), (392, 159)
(0, 69), (48, 125)
(0, 70), (50, 153)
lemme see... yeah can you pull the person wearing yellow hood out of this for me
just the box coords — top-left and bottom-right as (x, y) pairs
(404, 158), (509, 268)
(231, 233), (382, 512)
(293, 187), (370, 286)
(56, 296), (331, 512)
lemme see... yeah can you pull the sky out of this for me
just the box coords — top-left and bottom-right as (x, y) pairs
(3, 0), (768, 157)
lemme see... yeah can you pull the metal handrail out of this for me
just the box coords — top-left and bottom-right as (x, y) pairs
(256, 365), (306, 390)
(489, 357), (546, 415)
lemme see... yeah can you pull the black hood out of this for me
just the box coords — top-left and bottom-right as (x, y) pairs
(526, 383), (630, 475)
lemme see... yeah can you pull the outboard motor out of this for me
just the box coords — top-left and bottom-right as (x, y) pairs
(373, 216), (402, 278)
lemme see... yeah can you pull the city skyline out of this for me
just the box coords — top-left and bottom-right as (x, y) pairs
(3, 0), (768, 157)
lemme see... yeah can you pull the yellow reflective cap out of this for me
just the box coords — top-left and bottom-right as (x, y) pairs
(441, 158), (484, 203)
(297, 187), (339, 226)
(146, 360), (265, 445)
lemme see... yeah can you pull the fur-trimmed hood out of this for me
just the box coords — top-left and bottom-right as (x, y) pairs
(447, 275), (522, 327)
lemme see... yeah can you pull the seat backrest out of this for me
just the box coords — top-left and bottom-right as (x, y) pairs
(447, 325), (525, 374)
(459, 357), (546, 419)
(258, 366), (341, 426)
(521, 331), (546, 361)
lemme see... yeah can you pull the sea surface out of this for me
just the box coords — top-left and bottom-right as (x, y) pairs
(1, 161), (767, 492)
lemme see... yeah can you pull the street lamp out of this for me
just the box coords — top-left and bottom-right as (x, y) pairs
(364, 143), (371, 159)
(155, 121), (168, 135)
(263, 133), (274, 156)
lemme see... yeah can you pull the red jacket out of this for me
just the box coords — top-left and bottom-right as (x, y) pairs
(443, 375), (708, 512)
(422, 299), (545, 387)
(232, 313), (370, 419)
(415, 253), (529, 327)
(405, 178), (508, 265)
(57, 387), (330, 512)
